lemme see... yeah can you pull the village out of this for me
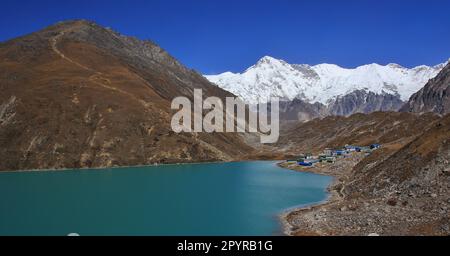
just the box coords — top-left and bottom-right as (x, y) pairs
(286, 144), (381, 167)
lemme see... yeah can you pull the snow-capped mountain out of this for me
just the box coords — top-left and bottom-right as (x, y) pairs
(205, 56), (447, 105)
(401, 62), (450, 115)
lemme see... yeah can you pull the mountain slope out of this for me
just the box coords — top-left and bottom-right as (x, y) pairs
(276, 111), (441, 154)
(278, 99), (328, 122)
(278, 112), (449, 235)
(0, 20), (253, 171)
(327, 90), (405, 116)
(350, 113), (450, 199)
(277, 90), (405, 122)
(401, 62), (450, 115)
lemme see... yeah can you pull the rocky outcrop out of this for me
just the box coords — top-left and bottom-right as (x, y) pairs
(0, 96), (17, 127)
(277, 90), (404, 122)
(327, 90), (404, 116)
(401, 63), (450, 115)
(0, 20), (253, 171)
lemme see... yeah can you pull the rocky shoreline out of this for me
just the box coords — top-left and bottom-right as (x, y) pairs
(278, 153), (362, 236)
(278, 149), (450, 236)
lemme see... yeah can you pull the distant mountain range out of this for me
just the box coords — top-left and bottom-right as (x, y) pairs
(205, 56), (446, 104)
(205, 56), (447, 120)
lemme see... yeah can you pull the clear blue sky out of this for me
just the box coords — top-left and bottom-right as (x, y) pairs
(1, 0), (449, 74)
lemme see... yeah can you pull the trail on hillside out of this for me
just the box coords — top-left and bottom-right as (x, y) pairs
(50, 30), (151, 108)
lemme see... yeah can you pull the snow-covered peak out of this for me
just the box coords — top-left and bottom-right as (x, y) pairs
(205, 57), (446, 105)
(246, 55), (289, 71)
(257, 55), (280, 64)
(387, 63), (405, 69)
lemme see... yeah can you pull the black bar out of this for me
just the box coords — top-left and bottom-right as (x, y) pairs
(0, 236), (448, 255)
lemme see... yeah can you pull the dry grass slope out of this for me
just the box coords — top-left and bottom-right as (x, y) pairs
(0, 20), (253, 171)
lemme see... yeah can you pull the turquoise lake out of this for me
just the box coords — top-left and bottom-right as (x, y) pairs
(0, 161), (331, 236)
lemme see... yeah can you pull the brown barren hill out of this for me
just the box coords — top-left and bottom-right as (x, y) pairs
(276, 111), (440, 154)
(0, 20), (253, 171)
(349, 114), (450, 199)
(282, 112), (449, 235)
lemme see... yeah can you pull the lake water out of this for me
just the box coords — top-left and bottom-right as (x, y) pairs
(0, 161), (331, 236)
